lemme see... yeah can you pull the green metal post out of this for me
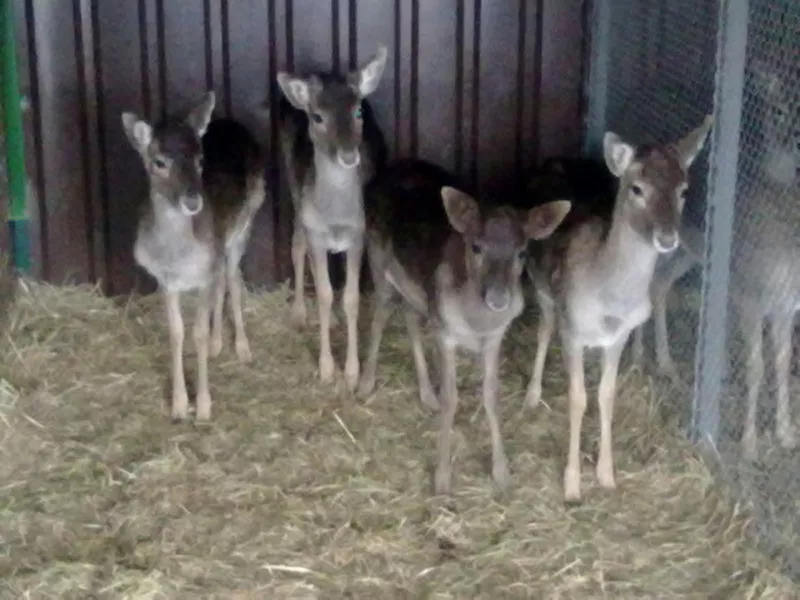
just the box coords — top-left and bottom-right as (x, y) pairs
(1, 0), (31, 274)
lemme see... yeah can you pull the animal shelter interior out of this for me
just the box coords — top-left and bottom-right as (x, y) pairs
(1, 0), (799, 597)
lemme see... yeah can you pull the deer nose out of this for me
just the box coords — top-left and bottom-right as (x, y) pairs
(484, 287), (511, 312)
(337, 149), (361, 169)
(180, 194), (204, 216)
(653, 228), (679, 253)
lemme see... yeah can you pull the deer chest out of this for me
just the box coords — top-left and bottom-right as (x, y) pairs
(566, 287), (652, 348)
(134, 226), (216, 292)
(438, 291), (523, 353)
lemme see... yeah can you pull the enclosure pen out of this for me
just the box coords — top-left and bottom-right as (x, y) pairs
(2, 0), (800, 598)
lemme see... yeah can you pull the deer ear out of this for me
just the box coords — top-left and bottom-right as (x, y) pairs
(121, 112), (152, 152)
(524, 200), (572, 240)
(277, 73), (311, 110)
(441, 186), (480, 235)
(354, 45), (388, 97)
(673, 115), (713, 169)
(187, 91), (216, 137)
(603, 132), (635, 177)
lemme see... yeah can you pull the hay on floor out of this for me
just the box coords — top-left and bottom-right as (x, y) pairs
(0, 280), (797, 599)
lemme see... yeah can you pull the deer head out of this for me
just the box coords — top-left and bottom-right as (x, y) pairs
(277, 46), (388, 169)
(751, 59), (798, 185)
(603, 116), (713, 253)
(441, 187), (571, 312)
(121, 92), (216, 217)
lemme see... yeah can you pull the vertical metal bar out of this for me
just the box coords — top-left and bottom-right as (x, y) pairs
(1, 0), (30, 273)
(692, 0), (749, 447)
(583, 0), (611, 158)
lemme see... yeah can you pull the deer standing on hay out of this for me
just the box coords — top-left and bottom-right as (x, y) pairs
(358, 159), (571, 495)
(524, 117), (713, 503)
(122, 92), (266, 421)
(632, 60), (800, 459)
(276, 46), (389, 391)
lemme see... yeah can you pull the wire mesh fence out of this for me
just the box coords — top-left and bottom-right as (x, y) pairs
(588, 0), (800, 581)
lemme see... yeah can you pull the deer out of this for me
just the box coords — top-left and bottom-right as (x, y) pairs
(632, 59), (799, 459)
(524, 117), (713, 503)
(358, 159), (572, 495)
(276, 46), (389, 391)
(121, 92), (266, 421)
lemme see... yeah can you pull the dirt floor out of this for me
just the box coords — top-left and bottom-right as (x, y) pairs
(1, 280), (798, 599)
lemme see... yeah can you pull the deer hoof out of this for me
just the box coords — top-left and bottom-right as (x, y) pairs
(319, 354), (335, 383)
(235, 338), (252, 363)
(290, 301), (307, 327)
(492, 457), (511, 492)
(563, 466), (582, 504)
(434, 465), (452, 496)
(195, 392), (212, 422)
(741, 431), (758, 461)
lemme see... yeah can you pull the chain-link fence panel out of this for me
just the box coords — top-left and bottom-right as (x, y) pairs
(588, 0), (800, 581)
(719, 0), (800, 578)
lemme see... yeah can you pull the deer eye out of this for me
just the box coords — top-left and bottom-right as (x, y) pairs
(631, 184), (643, 196)
(311, 113), (324, 124)
(471, 243), (481, 255)
(354, 106), (363, 119)
(153, 157), (167, 170)
(518, 249), (528, 261)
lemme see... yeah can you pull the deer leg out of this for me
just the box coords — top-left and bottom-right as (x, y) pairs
(740, 312), (764, 460)
(632, 325), (646, 365)
(343, 239), (364, 391)
(227, 258), (252, 363)
(596, 334), (626, 490)
(483, 335), (510, 492)
(164, 288), (189, 421)
(194, 283), (213, 421)
(209, 269), (225, 358)
(290, 226), (308, 327)
(653, 251), (696, 375)
(310, 242), (335, 383)
(525, 294), (555, 408)
(405, 307), (438, 411)
(434, 336), (459, 495)
(770, 315), (797, 449)
(358, 253), (394, 396)
(563, 337), (587, 503)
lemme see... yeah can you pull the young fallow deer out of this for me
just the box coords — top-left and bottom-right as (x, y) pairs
(633, 59), (799, 459)
(276, 46), (389, 391)
(525, 117), (713, 503)
(122, 92), (266, 421)
(359, 159), (571, 495)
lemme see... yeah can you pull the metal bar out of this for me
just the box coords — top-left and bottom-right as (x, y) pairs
(692, 0), (749, 447)
(582, 0), (611, 158)
(1, 0), (30, 273)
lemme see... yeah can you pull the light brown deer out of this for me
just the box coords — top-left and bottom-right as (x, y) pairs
(633, 59), (799, 459)
(122, 92), (266, 421)
(359, 159), (571, 495)
(276, 46), (389, 391)
(525, 117), (713, 503)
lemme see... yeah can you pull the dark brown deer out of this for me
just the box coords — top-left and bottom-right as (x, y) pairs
(122, 92), (266, 421)
(276, 46), (389, 391)
(525, 117), (713, 503)
(634, 59), (799, 459)
(359, 159), (571, 495)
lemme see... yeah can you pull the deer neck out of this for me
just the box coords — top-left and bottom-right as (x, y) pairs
(149, 192), (195, 235)
(597, 202), (660, 288)
(312, 150), (362, 210)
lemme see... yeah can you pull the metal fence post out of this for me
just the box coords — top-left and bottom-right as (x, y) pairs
(583, 0), (611, 158)
(693, 0), (749, 447)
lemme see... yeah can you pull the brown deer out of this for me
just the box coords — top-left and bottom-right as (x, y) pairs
(358, 159), (571, 495)
(122, 92), (266, 421)
(525, 117), (713, 503)
(276, 46), (389, 391)
(633, 59), (799, 459)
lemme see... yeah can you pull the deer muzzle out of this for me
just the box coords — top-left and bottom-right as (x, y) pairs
(653, 227), (679, 253)
(180, 194), (204, 216)
(337, 149), (361, 169)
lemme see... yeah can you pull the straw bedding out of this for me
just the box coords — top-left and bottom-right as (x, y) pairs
(0, 279), (797, 599)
